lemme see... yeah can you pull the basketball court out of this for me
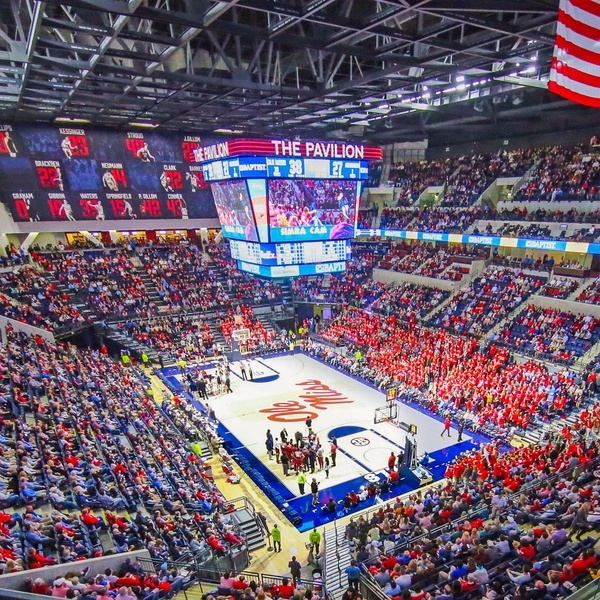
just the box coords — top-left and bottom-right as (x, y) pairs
(159, 351), (486, 532)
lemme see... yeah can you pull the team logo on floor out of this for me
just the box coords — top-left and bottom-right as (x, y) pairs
(350, 437), (370, 446)
(258, 379), (353, 422)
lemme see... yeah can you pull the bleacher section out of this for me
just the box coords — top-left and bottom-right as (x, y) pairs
(497, 306), (600, 364)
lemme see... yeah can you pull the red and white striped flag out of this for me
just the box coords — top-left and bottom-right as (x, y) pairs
(548, 0), (600, 107)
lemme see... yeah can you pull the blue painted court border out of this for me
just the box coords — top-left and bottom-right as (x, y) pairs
(155, 350), (495, 533)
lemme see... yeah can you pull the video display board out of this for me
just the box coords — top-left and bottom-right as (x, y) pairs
(229, 239), (351, 266)
(267, 179), (359, 242)
(210, 180), (258, 242)
(0, 124), (219, 222)
(201, 156), (369, 182)
(236, 260), (347, 278)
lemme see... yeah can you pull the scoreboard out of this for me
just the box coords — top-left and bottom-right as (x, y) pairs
(236, 260), (347, 278)
(202, 156), (369, 181)
(229, 239), (351, 266)
(0, 124), (219, 222)
(194, 137), (382, 278)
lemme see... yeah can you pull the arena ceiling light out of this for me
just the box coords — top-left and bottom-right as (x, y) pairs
(128, 122), (159, 128)
(213, 128), (244, 134)
(55, 117), (91, 124)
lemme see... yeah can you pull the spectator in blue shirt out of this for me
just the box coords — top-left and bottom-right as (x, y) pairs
(345, 560), (361, 590)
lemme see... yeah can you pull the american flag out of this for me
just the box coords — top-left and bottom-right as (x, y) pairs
(548, 0), (600, 107)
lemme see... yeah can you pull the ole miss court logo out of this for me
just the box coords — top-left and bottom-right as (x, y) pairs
(259, 379), (353, 422)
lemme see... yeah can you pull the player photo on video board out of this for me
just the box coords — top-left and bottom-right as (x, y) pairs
(210, 179), (259, 241)
(267, 179), (359, 242)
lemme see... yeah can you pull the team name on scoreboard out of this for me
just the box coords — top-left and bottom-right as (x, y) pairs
(271, 140), (364, 159)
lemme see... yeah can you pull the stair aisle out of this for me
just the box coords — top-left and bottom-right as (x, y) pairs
(134, 266), (169, 311)
(230, 507), (266, 552)
(513, 397), (597, 447)
(323, 524), (351, 600)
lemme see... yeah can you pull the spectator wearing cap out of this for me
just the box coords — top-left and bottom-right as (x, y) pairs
(51, 578), (70, 598)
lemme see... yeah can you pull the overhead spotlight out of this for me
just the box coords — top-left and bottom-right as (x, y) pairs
(422, 85), (428, 91)
(456, 75), (465, 83)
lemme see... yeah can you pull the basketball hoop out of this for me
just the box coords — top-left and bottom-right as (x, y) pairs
(231, 328), (251, 354)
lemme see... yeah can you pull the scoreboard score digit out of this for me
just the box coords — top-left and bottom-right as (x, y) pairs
(35, 162), (64, 190)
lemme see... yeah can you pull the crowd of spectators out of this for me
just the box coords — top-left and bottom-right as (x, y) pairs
(576, 277), (600, 305)
(491, 255), (556, 273)
(493, 223), (554, 241)
(370, 283), (450, 321)
(292, 255), (383, 307)
(439, 149), (536, 208)
(117, 315), (216, 364)
(495, 207), (600, 224)
(138, 244), (222, 312)
(139, 243), (283, 312)
(427, 267), (545, 337)
(21, 558), (193, 600)
(358, 208), (378, 229)
(380, 208), (487, 234)
(380, 208), (419, 230)
(497, 306), (600, 363)
(0, 266), (89, 332)
(216, 306), (285, 354)
(539, 277), (579, 300)
(355, 422), (600, 600)
(386, 149), (536, 209)
(39, 250), (157, 319)
(207, 243), (285, 306)
(387, 159), (458, 203)
(380, 243), (482, 280)
(0, 326), (244, 573)
(514, 146), (600, 202)
(312, 307), (588, 433)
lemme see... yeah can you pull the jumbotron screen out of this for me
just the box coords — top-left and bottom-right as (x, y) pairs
(210, 179), (258, 242)
(267, 179), (359, 242)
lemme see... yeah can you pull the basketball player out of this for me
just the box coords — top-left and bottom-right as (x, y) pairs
(179, 197), (189, 220)
(61, 137), (75, 159)
(136, 142), (155, 162)
(54, 169), (64, 191)
(123, 199), (137, 219)
(186, 171), (200, 192)
(102, 170), (119, 191)
(93, 200), (105, 221)
(24, 198), (39, 222)
(4, 132), (17, 157)
(160, 171), (173, 192)
(58, 199), (75, 221)
(337, 191), (350, 222)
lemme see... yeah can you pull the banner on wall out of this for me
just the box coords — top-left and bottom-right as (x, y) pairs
(0, 124), (220, 223)
(356, 228), (598, 254)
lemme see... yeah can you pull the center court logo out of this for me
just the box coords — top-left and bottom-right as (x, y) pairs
(350, 437), (370, 446)
(258, 379), (353, 422)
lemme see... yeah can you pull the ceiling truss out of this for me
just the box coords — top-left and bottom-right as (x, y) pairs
(0, 0), (598, 146)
